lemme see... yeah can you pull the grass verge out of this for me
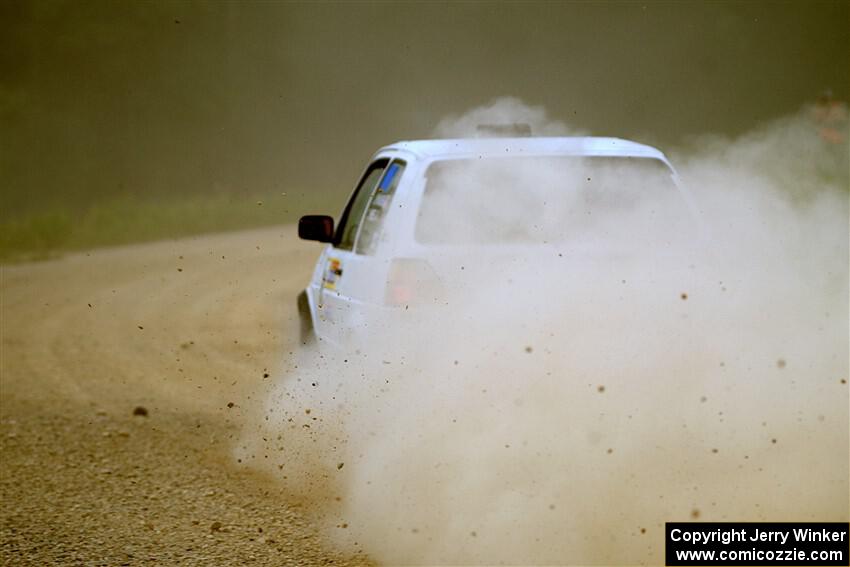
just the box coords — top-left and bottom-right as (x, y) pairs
(0, 191), (328, 263)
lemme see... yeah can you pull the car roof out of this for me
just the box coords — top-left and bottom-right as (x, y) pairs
(381, 137), (666, 160)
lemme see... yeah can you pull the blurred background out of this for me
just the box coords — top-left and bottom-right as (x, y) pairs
(1, 0), (847, 259)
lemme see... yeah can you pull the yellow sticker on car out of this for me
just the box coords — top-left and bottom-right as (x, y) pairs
(322, 257), (343, 290)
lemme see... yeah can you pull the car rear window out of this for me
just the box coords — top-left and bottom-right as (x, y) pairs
(414, 156), (695, 246)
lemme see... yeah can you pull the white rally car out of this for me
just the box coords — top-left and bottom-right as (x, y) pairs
(297, 134), (702, 348)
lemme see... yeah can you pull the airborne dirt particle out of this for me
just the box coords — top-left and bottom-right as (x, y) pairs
(132, 406), (148, 417)
(680, 292), (688, 300)
(597, 385), (606, 393)
(776, 359), (786, 369)
(524, 346), (533, 353)
(690, 509), (701, 519)
(227, 402), (235, 408)
(337, 462), (344, 470)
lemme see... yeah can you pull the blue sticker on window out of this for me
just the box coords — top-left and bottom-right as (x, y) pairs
(379, 163), (400, 192)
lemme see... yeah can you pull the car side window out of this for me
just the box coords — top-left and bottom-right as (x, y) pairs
(355, 160), (406, 255)
(335, 159), (388, 251)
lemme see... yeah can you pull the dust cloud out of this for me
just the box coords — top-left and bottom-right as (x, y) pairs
(432, 97), (580, 138)
(239, 99), (848, 565)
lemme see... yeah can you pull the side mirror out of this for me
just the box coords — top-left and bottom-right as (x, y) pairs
(298, 215), (334, 243)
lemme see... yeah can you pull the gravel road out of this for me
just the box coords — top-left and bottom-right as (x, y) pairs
(0, 227), (371, 566)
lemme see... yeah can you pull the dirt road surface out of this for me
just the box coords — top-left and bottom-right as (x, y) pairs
(1, 227), (371, 566)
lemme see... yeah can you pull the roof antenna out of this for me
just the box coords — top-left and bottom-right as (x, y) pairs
(475, 123), (532, 137)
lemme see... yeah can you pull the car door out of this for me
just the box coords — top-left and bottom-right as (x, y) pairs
(316, 157), (406, 345)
